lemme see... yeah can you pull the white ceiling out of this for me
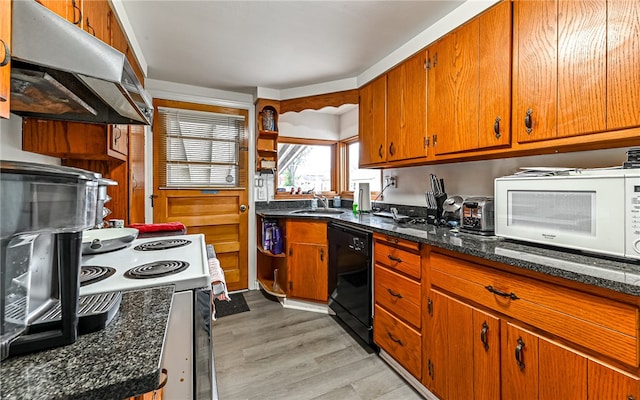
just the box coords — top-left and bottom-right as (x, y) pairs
(119, 1), (466, 95)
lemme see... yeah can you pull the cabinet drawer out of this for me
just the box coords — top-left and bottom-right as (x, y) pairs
(375, 265), (421, 329)
(374, 304), (422, 379)
(374, 242), (421, 279)
(430, 252), (639, 367)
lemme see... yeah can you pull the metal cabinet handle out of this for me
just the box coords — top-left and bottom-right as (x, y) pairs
(378, 144), (383, 159)
(0, 39), (10, 68)
(387, 288), (403, 299)
(485, 285), (519, 300)
(427, 297), (433, 315)
(86, 18), (96, 36)
(494, 116), (501, 139)
(389, 141), (395, 156)
(384, 235), (398, 244)
(71, 0), (82, 25)
(387, 332), (404, 346)
(320, 248), (324, 262)
(387, 254), (402, 263)
(427, 359), (434, 378)
(515, 337), (525, 371)
(480, 321), (489, 351)
(525, 108), (533, 134)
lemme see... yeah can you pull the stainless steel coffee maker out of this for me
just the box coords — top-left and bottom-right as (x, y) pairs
(1, 161), (100, 360)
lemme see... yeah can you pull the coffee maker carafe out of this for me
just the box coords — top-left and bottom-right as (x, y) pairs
(1, 161), (100, 360)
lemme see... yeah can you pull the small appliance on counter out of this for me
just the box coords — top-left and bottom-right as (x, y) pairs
(357, 182), (372, 212)
(442, 195), (463, 227)
(460, 196), (495, 235)
(0, 161), (119, 360)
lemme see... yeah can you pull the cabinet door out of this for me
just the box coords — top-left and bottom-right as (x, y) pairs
(387, 51), (427, 162)
(503, 322), (588, 400)
(502, 323), (539, 400)
(425, 289), (501, 400)
(359, 75), (387, 166)
(513, 0), (557, 142)
(128, 125), (145, 224)
(539, 338), (587, 400)
(83, 0), (111, 43)
(607, 0), (640, 130)
(431, 19), (479, 155)
(424, 290), (448, 398)
(472, 308), (501, 400)
(110, 124), (129, 156)
(478, 1), (512, 149)
(288, 243), (328, 302)
(588, 359), (640, 399)
(557, 0), (606, 138)
(0, 0), (10, 119)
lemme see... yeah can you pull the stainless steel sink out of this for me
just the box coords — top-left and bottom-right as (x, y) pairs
(290, 208), (345, 215)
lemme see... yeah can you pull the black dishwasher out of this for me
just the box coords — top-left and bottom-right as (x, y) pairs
(327, 221), (375, 350)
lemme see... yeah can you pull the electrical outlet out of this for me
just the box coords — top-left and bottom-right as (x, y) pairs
(385, 176), (397, 188)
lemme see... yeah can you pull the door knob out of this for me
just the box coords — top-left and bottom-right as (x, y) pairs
(240, 204), (248, 212)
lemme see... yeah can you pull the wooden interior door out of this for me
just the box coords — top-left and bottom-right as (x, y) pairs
(153, 99), (249, 292)
(153, 189), (249, 291)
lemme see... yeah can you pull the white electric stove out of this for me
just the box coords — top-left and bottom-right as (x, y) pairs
(79, 233), (216, 400)
(80, 233), (210, 296)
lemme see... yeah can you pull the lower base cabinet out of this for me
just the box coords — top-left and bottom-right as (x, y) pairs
(424, 251), (640, 400)
(424, 289), (500, 399)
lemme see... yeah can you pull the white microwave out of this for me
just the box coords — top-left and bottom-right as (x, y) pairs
(495, 169), (640, 261)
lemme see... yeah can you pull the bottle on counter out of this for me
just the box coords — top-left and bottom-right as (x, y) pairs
(311, 198), (318, 210)
(334, 196), (341, 208)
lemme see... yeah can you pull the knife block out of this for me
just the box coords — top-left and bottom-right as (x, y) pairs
(426, 193), (448, 225)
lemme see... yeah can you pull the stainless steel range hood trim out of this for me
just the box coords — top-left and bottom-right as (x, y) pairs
(10, 0), (153, 125)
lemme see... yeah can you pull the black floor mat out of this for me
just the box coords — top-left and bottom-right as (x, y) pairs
(214, 293), (250, 318)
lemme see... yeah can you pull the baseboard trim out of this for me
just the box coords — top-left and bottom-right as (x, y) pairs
(281, 298), (329, 314)
(378, 350), (439, 400)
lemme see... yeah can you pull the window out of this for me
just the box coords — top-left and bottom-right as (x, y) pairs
(155, 105), (247, 188)
(277, 139), (334, 194)
(347, 142), (381, 192)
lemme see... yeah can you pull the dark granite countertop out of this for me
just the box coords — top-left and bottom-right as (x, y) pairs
(0, 286), (174, 400)
(257, 208), (640, 297)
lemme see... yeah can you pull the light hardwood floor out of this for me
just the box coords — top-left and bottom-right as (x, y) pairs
(211, 290), (424, 400)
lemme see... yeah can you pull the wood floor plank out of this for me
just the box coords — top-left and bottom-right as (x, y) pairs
(211, 290), (423, 399)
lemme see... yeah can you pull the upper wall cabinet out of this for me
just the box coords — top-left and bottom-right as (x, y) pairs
(513, 0), (609, 142)
(429, 1), (512, 155)
(82, 0), (111, 43)
(0, 0), (11, 119)
(607, 1), (640, 131)
(387, 51), (428, 162)
(359, 75), (387, 166)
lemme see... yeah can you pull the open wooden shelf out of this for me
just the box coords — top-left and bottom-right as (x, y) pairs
(257, 277), (286, 298)
(257, 244), (286, 258)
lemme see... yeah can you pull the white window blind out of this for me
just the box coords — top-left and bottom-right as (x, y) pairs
(156, 106), (246, 188)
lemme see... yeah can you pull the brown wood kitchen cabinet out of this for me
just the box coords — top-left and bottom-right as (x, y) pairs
(429, 1), (511, 155)
(358, 75), (387, 166)
(286, 220), (328, 302)
(256, 216), (288, 297)
(386, 51), (428, 163)
(606, 0), (640, 131)
(373, 233), (423, 380)
(0, 0), (11, 119)
(513, 0), (608, 142)
(425, 249), (640, 400)
(424, 288), (501, 399)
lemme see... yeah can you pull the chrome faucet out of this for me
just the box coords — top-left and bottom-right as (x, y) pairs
(313, 193), (328, 209)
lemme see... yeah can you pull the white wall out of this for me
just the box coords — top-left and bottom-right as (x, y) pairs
(339, 107), (358, 140)
(381, 147), (631, 206)
(0, 116), (61, 165)
(279, 110), (340, 140)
